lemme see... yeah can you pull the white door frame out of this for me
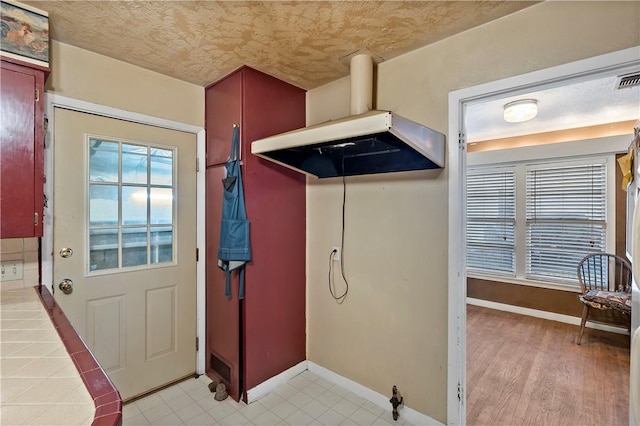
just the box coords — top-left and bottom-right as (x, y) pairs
(43, 94), (207, 375)
(447, 46), (640, 425)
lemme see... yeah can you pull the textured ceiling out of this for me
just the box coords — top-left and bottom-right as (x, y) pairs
(24, 0), (539, 89)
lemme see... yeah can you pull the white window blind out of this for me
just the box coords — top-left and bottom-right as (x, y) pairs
(526, 161), (607, 284)
(467, 167), (516, 276)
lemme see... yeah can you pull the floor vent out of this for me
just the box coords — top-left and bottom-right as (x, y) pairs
(617, 72), (640, 89)
(209, 353), (231, 383)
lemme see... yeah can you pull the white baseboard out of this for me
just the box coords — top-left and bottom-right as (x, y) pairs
(467, 297), (629, 335)
(245, 361), (308, 403)
(307, 361), (444, 426)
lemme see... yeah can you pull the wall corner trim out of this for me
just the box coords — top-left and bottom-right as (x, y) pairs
(307, 361), (444, 426)
(467, 297), (630, 335)
(245, 361), (308, 403)
(246, 360), (444, 425)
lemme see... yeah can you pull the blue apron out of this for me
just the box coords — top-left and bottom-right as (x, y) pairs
(217, 124), (251, 299)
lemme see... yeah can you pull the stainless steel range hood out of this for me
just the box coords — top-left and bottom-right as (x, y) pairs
(251, 53), (445, 178)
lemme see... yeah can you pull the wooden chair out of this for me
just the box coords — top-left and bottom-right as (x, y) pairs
(576, 253), (632, 344)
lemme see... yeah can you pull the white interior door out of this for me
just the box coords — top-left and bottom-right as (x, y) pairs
(53, 107), (197, 400)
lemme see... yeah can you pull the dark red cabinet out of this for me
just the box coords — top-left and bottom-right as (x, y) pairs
(205, 66), (306, 401)
(0, 60), (45, 238)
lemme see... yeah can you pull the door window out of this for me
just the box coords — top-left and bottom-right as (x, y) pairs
(88, 137), (175, 273)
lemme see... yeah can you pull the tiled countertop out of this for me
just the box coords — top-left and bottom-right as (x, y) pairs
(1, 286), (122, 425)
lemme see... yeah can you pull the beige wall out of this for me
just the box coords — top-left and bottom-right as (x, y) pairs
(0, 238), (39, 291)
(306, 1), (640, 423)
(46, 40), (204, 127)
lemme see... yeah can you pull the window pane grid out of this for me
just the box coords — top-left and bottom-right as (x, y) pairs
(88, 138), (175, 273)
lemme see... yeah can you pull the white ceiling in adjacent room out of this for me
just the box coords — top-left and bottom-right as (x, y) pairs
(466, 69), (640, 142)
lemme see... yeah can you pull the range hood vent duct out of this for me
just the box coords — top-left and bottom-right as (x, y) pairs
(251, 52), (445, 178)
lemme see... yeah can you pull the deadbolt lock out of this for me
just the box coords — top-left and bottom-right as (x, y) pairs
(58, 279), (73, 295)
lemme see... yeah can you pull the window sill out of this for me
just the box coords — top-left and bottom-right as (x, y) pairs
(467, 272), (581, 293)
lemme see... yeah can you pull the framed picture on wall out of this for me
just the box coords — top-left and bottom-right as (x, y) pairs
(0, 0), (49, 68)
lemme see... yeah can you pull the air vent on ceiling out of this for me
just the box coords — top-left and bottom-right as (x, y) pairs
(616, 72), (640, 90)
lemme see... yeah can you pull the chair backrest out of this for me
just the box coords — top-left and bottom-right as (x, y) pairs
(577, 253), (632, 294)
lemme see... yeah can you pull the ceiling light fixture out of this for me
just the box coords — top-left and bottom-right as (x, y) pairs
(503, 99), (538, 123)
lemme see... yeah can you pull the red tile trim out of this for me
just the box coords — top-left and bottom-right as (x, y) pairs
(36, 286), (122, 426)
(82, 368), (118, 399)
(94, 401), (122, 418)
(72, 349), (100, 374)
(94, 391), (121, 407)
(62, 333), (88, 355)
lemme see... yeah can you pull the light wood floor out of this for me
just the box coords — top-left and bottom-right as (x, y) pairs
(466, 305), (630, 426)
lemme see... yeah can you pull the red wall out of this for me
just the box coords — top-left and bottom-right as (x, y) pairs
(205, 66), (306, 399)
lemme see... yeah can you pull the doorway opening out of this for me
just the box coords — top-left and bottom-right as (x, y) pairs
(447, 47), (640, 425)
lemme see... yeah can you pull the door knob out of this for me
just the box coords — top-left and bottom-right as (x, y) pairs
(59, 247), (73, 258)
(58, 279), (73, 295)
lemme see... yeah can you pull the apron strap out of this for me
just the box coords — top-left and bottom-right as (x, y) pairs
(224, 265), (245, 300)
(225, 268), (231, 298)
(239, 267), (245, 300)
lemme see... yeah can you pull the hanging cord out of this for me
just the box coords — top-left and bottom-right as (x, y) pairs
(339, 172), (350, 292)
(328, 156), (349, 302)
(328, 250), (346, 301)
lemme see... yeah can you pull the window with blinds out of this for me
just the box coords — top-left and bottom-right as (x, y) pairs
(466, 167), (516, 276)
(526, 161), (607, 284)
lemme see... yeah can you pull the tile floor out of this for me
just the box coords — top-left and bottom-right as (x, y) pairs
(124, 371), (413, 426)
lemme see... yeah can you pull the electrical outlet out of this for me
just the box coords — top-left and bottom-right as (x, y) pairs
(0, 261), (24, 281)
(332, 246), (340, 261)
